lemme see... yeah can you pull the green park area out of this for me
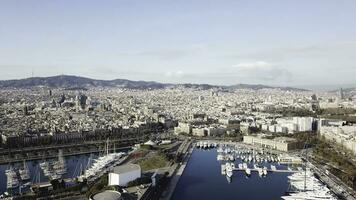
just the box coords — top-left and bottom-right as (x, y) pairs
(137, 152), (169, 171)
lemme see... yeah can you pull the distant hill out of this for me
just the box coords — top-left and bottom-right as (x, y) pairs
(0, 75), (308, 91)
(0, 75), (168, 89)
(228, 84), (308, 91)
(330, 87), (356, 92)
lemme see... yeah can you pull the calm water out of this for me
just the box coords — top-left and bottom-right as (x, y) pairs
(0, 154), (91, 194)
(171, 148), (290, 200)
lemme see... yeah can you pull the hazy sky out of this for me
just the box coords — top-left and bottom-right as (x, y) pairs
(1, 0), (356, 87)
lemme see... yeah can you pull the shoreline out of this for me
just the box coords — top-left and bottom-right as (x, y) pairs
(161, 142), (193, 200)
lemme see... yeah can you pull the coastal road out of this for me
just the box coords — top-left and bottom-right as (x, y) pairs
(307, 159), (356, 200)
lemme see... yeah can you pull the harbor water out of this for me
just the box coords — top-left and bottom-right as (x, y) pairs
(171, 148), (290, 200)
(0, 154), (91, 194)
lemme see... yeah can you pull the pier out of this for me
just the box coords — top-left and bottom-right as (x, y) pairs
(231, 168), (299, 173)
(221, 163), (299, 177)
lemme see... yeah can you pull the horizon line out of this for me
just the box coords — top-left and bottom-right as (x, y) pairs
(0, 74), (354, 91)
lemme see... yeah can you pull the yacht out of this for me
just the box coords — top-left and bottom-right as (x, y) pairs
(242, 163), (248, 169)
(258, 168), (264, 177)
(245, 168), (251, 176)
(282, 169), (337, 200)
(6, 167), (19, 189)
(217, 154), (224, 161)
(226, 170), (233, 178)
(282, 191), (337, 200)
(262, 167), (268, 176)
(229, 162), (235, 169)
(221, 164), (226, 175)
(225, 162), (233, 178)
(228, 154), (235, 161)
(80, 152), (125, 180)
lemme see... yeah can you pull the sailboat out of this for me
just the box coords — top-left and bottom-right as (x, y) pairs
(19, 160), (31, 181)
(53, 149), (67, 176)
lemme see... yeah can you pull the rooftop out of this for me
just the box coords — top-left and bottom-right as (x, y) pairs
(272, 137), (298, 143)
(112, 164), (141, 174)
(91, 190), (122, 200)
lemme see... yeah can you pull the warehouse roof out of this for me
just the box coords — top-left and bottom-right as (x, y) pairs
(91, 190), (122, 200)
(112, 163), (141, 174)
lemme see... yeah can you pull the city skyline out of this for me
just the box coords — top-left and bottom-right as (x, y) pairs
(1, 0), (356, 89)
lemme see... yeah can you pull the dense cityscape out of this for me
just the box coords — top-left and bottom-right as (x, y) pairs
(0, 76), (355, 199)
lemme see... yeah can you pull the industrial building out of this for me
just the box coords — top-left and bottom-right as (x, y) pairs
(108, 164), (141, 186)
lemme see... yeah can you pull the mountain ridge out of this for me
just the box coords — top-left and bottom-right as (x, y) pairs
(0, 75), (308, 91)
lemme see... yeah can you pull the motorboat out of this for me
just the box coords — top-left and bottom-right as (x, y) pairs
(221, 164), (226, 175)
(245, 168), (251, 176)
(226, 170), (233, 178)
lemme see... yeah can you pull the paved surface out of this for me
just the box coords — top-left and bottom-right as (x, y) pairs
(161, 140), (192, 200)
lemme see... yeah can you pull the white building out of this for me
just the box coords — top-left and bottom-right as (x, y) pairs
(320, 125), (356, 155)
(108, 164), (141, 186)
(268, 125), (276, 133)
(276, 125), (288, 134)
(273, 117), (314, 134)
(293, 117), (314, 132)
(174, 122), (192, 135)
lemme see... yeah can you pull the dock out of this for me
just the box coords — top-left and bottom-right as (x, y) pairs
(232, 168), (299, 173)
(221, 163), (300, 176)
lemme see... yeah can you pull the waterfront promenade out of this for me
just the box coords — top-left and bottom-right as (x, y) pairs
(161, 140), (192, 200)
(308, 160), (356, 200)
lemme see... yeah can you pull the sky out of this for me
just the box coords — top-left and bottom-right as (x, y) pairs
(0, 0), (356, 88)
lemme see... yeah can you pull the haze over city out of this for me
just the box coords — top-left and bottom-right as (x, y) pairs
(1, 0), (356, 89)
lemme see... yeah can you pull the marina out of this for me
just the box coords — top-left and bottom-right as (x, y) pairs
(172, 145), (291, 200)
(0, 144), (131, 196)
(171, 141), (339, 200)
(0, 139), (346, 199)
